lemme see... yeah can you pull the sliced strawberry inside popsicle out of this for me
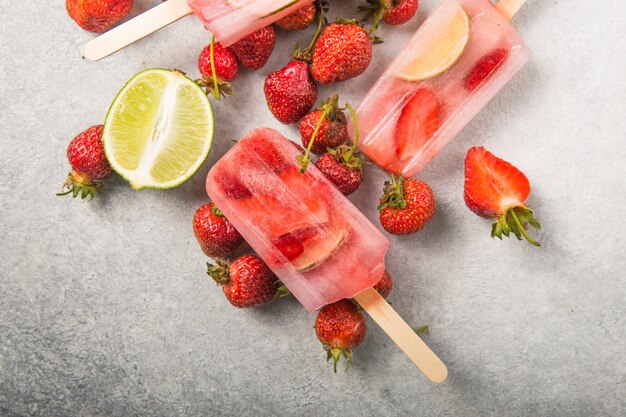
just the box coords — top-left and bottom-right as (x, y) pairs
(394, 89), (441, 162)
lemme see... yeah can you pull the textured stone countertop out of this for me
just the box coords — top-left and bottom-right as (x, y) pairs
(1, 1), (625, 416)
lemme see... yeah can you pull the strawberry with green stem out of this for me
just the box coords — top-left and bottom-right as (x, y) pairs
(464, 146), (541, 246)
(58, 125), (113, 200)
(196, 35), (238, 100)
(297, 98), (364, 194)
(359, 0), (419, 32)
(264, 1), (327, 124)
(299, 94), (348, 154)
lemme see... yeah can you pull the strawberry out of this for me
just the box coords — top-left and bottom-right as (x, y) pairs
(272, 228), (317, 261)
(207, 255), (278, 308)
(464, 147), (541, 246)
(394, 89), (441, 161)
(315, 152), (362, 196)
(315, 299), (366, 372)
(264, 60), (318, 124)
(197, 40), (238, 98)
(66, 0), (133, 33)
(373, 270), (393, 299)
(359, 0), (419, 28)
(58, 125), (113, 199)
(230, 26), (276, 70)
(464, 48), (510, 91)
(378, 175), (436, 235)
(311, 20), (373, 84)
(275, 3), (316, 30)
(299, 95), (348, 154)
(214, 173), (252, 200)
(193, 202), (244, 259)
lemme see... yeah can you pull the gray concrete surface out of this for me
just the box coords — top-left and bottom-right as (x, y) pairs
(1, 0), (625, 416)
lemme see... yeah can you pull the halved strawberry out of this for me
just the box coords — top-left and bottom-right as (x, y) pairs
(215, 174), (252, 199)
(394, 89), (441, 161)
(464, 146), (540, 246)
(464, 48), (510, 91)
(272, 227), (317, 261)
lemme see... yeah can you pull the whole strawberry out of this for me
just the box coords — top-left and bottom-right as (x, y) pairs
(315, 152), (362, 196)
(315, 299), (366, 372)
(58, 125), (113, 199)
(299, 95), (348, 154)
(66, 0), (133, 33)
(197, 40), (238, 97)
(378, 175), (435, 235)
(359, 0), (419, 29)
(275, 3), (316, 30)
(193, 202), (244, 259)
(264, 60), (318, 124)
(382, 0), (419, 24)
(311, 20), (373, 84)
(207, 255), (278, 308)
(374, 270), (393, 299)
(231, 26), (276, 70)
(464, 146), (541, 246)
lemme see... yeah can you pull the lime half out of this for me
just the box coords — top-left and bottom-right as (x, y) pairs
(103, 69), (214, 190)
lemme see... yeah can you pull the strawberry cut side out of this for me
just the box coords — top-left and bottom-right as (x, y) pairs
(394, 89), (442, 161)
(464, 146), (540, 246)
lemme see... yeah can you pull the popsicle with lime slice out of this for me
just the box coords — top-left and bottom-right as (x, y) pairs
(350, 0), (530, 177)
(84, 0), (314, 61)
(207, 128), (447, 383)
(103, 69), (214, 190)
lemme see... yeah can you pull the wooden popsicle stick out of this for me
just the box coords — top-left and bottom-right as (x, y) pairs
(84, 0), (193, 61)
(495, 0), (527, 20)
(353, 287), (448, 384)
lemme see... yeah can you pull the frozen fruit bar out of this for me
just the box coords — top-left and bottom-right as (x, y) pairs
(84, 0), (315, 60)
(187, 0), (315, 46)
(206, 128), (390, 311)
(351, 0), (530, 177)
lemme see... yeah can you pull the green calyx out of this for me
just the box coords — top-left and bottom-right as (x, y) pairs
(378, 175), (407, 210)
(210, 204), (224, 217)
(291, 1), (328, 63)
(56, 172), (102, 200)
(356, 0), (387, 41)
(274, 282), (291, 299)
(414, 325), (430, 335)
(326, 346), (353, 373)
(207, 259), (231, 285)
(491, 206), (541, 247)
(196, 35), (234, 100)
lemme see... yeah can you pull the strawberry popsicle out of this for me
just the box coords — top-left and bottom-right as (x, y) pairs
(186, 0), (315, 46)
(206, 128), (389, 312)
(350, 0), (530, 177)
(206, 128), (447, 383)
(84, 0), (315, 61)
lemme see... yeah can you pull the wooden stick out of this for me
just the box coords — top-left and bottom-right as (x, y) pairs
(84, 0), (193, 61)
(495, 0), (527, 20)
(353, 288), (448, 384)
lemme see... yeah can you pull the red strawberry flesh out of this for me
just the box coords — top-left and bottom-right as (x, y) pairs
(394, 89), (441, 161)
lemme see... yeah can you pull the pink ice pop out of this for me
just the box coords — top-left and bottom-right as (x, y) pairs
(206, 128), (389, 311)
(350, 0), (530, 177)
(206, 128), (448, 383)
(84, 0), (315, 61)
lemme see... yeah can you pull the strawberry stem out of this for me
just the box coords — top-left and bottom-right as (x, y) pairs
(344, 103), (359, 161)
(298, 104), (331, 173)
(378, 174), (406, 210)
(293, 0), (327, 61)
(211, 204), (223, 217)
(509, 208), (541, 247)
(209, 35), (220, 100)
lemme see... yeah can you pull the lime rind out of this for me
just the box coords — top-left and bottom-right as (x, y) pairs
(103, 69), (214, 190)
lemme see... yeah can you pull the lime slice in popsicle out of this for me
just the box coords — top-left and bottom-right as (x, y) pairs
(103, 69), (214, 190)
(396, 3), (470, 81)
